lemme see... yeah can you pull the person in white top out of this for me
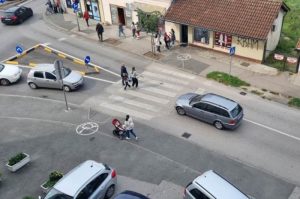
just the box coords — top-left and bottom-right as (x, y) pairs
(124, 115), (138, 140)
(131, 67), (138, 88)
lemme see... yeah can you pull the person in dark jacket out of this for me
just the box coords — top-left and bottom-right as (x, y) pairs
(96, 23), (104, 42)
(120, 64), (128, 86)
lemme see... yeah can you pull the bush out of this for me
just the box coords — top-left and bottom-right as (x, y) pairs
(206, 71), (250, 87)
(43, 171), (63, 188)
(8, 153), (26, 166)
(288, 97), (300, 108)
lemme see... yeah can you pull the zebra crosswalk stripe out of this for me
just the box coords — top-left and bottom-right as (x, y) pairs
(109, 96), (160, 112)
(140, 87), (177, 97)
(139, 77), (183, 91)
(122, 90), (169, 104)
(142, 71), (189, 85)
(149, 66), (195, 79)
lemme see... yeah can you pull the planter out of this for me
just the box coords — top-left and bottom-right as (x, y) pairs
(40, 181), (51, 194)
(40, 171), (63, 193)
(6, 153), (30, 172)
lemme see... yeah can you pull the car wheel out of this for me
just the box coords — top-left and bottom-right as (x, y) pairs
(63, 85), (71, 92)
(176, 107), (186, 115)
(214, 121), (224, 130)
(104, 185), (115, 199)
(0, 79), (10, 86)
(28, 82), (37, 89)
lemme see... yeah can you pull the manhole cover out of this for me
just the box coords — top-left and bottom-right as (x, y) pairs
(241, 62), (250, 67)
(182, 132), (191, 139)
(240, 92), (247, 96)
(76, 122), (99, 136)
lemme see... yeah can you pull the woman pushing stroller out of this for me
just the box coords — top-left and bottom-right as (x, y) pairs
(112, 115), (138, 140)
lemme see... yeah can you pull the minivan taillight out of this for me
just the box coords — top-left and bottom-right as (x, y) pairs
(229, 120), (236, 125)
(111, 169), (116, 178)
(11, 16), (17, 20)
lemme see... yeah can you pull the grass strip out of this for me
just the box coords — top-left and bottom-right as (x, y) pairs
(207, 71), (250, 87)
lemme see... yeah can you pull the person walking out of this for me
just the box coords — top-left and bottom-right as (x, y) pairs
(170, 28), (176, 46)
(96, 23), (104, 41)
(164, 32), (170, 49)
(119, 23), (126, 38)
(120, 64), (128, 86)
(155, 35), (161, 53)
(131, 67), (138, 88)
(83, 10), (89, 27)
(123, 73), (131, 90)
(124, 115), (138, 140)
(131, 22), (136, 38)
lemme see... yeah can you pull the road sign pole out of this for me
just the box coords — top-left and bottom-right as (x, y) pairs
(229, 55), (232, 77)
(76, 13), (80, 31)
(61, 79), (70, 111)
(54, 60), (70, 111)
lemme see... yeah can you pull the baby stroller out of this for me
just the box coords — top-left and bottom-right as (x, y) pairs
(112, 118), (126, 140)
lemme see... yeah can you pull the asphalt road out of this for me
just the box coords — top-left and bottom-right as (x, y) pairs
(0, 0), (300, 199)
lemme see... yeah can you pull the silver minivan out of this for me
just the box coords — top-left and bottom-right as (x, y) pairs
(183, 170), (250, 199)
(44, 160), (117, 199)
(175, 93), (243, 130)
(27, 64), (83, 92)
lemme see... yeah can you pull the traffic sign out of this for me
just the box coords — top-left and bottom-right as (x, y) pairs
(229, 46), (236, 56)
(72, 3), (79, 12)
(16, 45), (23, 54)
(0, 0), (6, 4)
(84, 56), (91, 64)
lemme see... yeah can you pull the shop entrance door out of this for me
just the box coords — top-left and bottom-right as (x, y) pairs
(117, 7), (125, 25)
(181, 25), (188, 45)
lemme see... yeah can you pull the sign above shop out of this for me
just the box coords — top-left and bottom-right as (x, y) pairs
(274, 53), (284, 61)
(287, 57), (298, 64)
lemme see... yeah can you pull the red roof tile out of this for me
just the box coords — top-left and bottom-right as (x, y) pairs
(165, 0), (285, 40)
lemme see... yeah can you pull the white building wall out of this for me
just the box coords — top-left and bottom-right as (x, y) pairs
(266, 9), (285, 56)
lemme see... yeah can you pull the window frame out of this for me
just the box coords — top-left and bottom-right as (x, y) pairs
(45, 72), (57, 80)
(33, 71), (44, 79)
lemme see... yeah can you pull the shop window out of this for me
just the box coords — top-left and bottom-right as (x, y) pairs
(215, 32), (232, 48)
(194, 27), (209, 44)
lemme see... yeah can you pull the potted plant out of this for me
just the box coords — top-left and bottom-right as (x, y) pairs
(41, 171), (63, 193)
(6, 152), (31, 172)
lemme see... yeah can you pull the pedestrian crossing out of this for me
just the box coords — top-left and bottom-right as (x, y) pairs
(98, 63), (197, 120)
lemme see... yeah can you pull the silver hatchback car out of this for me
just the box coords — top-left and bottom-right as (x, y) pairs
(44, 160), (117, 199)
(175, 93), (243, 130)
(27, 64), (83, 92)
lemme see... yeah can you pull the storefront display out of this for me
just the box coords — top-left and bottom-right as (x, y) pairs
(215, 32), (232, 48)
(194, 27), (209, 44)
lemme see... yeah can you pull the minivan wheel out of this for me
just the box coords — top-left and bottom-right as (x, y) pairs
(63, 85), (71, 92)
(0, 79), (10, 86)
(214, 121), (224, 130)
(104, 185), (115, 199)
(28, 82), (37, 89)
(176, 107), (186, 115)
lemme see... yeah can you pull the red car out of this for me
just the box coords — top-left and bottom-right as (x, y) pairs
(1, 6), (33, 25)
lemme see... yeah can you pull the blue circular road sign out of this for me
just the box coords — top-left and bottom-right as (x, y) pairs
(16, 46), (23, 54)
(84, 56), (91, 64)
(0, 0), (6, 4)
(72, 3), (78, 12)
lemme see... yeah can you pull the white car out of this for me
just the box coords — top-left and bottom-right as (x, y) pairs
(0, 63), (22, 85)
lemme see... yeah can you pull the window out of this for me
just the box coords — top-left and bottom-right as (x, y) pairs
(193, 102), (207, 110)
(215, 32), (232, 48)
(230, 104), (242, 118)
(33, 71), (44, 78)
(189, 189), (210, 199)
(272, 25), (276, 32)
(217, 108), (230, 118)
(194, 27), (209, 44)
(76, 173), (108, 199)
(45, 72), (57, 80)
(204, 104), (219, 114)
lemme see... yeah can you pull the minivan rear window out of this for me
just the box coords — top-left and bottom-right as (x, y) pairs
(230, 104), (242, 118)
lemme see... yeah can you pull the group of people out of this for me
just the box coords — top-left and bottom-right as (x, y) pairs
(130, 22), (141, 39)
(45, 0), (64, 14)
(155, 29), (176, 52)
(121, 64), (138, 90)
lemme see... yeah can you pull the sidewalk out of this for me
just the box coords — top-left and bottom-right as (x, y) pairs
(43, 12), (300, 99)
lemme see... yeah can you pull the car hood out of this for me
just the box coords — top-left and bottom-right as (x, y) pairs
(63, 70), (82, 83)
(176, 93), (199, 106)
(1, 65), (21, 76)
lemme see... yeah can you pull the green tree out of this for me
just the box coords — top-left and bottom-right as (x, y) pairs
(136, 9), (161, 53)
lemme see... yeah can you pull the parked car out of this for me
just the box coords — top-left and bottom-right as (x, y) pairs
(0, 63), (22, 86)
(175, 93), (243, 130)
(44, 160), (117, 199)
(1, 6), (33, 25)
(27, 64), (83, 92)
(183, 170), (249, 199)
(114, 191), (150, 199)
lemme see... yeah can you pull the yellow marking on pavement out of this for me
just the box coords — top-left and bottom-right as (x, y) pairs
(29, 63), (37, 67)
(73, 59), (84, 65)
(58, 53), (66, 58)
(94, 66), (100, 72)
(79, 71), (86, 75)
(5, 61), (18, 65)
(44, 47), (52, 53)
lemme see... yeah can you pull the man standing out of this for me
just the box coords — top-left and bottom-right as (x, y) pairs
(96, 23), (104, 42)
(119, 23), (126, 38)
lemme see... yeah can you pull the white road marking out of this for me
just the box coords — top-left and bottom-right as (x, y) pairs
(109, 96), (160, 112)
(140, 77), (183, 91)
(83, 75), (116, 84)
(0, 116), (76, 126)
(42, 42), (51, 46)
(141, 87), (177, 97)
(70, 34), (77, 38)
(76, 122), (99, 136)
(244, 118), (300, 142)
(58, 37), (67, 41)
(123, 90), (169, 104)
(150, 66), (196, 79)
(142, 71), (189, 85)
(100, 103), (153, 120)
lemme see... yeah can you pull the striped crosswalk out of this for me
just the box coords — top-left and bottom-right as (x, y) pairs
(98, 63), (197, 120)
